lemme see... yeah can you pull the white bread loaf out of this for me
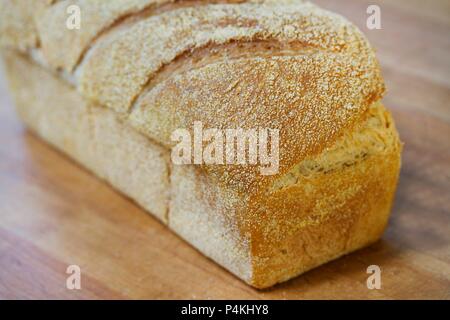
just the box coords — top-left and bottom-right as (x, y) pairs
(1, 0), (401, 288)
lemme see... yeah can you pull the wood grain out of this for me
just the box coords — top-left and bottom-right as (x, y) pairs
(0, 0), (449, 299)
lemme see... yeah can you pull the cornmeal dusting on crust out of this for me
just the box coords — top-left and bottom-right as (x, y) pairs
(271, 102), (400, 191)
(37, 0), (170, 71)
(77, 1), (383, 114)
(3, 1), (385, 166)
(1, 0), (402, 289)
(0, 0), (56, 50)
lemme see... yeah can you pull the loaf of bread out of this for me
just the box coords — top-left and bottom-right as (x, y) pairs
(0, 0), (401, 288)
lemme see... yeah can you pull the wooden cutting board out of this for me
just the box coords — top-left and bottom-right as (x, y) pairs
(0, 0), (449, 299)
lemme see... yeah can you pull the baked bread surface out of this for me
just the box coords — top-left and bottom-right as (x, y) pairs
(1, 0), (401, 288)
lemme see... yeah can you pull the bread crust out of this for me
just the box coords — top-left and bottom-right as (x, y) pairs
(0, 0), (55, 50)
(3, 52), (171, 224)
(1, 0), (401, 288)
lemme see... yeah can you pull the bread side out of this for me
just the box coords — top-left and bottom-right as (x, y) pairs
(3, 51), (170, 223)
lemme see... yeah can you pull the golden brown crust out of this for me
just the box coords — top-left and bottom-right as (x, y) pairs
(2, 49), (401, 289)
(247, 103), (402, 288)
(2, 2), (385, 166)
(37, 0), (170, 71)
(3, 1), (386, 193)
(3, 51), (171, 223)
(130, 50), (384, 194)
(0, 1), (401, 289)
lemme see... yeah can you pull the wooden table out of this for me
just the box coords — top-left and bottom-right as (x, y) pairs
(0, 0), (449, 299)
